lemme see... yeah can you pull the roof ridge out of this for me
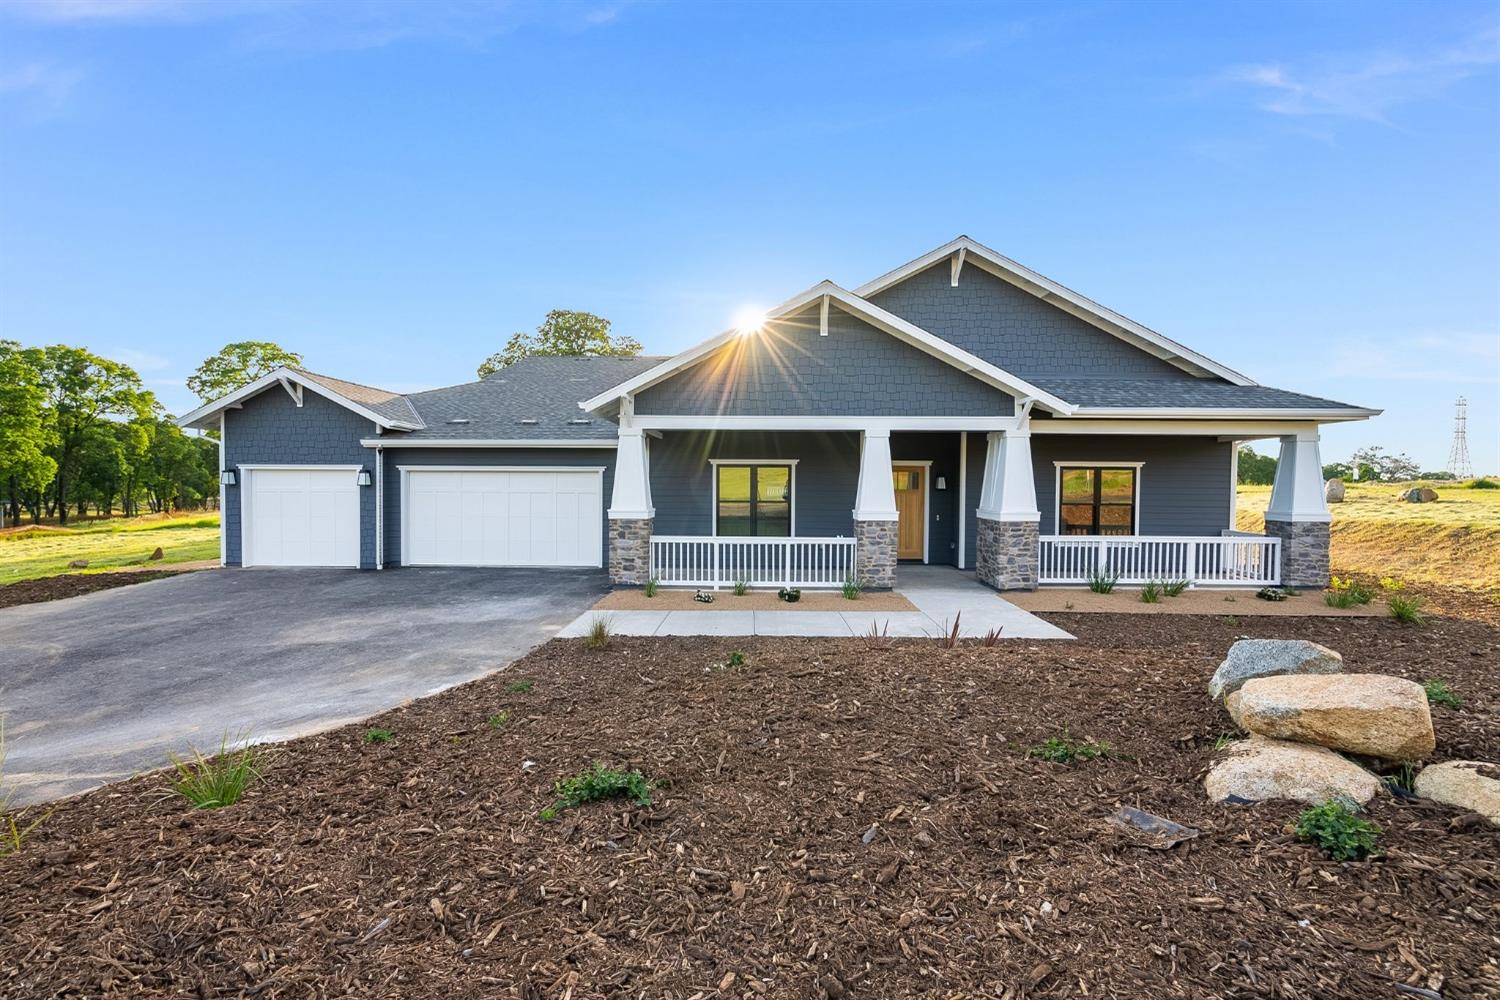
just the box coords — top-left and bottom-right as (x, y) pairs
(288, 366), (404, 399)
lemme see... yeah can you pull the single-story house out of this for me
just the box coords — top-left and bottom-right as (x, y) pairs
(179, 236), (1378, 590)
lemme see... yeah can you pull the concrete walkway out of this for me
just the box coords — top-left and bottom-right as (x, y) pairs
(556, 565), (1073, 640)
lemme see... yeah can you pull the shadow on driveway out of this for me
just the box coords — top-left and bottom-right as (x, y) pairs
(0, 567), (607, 806)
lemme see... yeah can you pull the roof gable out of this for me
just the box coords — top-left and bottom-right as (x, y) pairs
(176, 367), (424, 432)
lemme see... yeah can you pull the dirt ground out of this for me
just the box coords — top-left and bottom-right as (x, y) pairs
(1004, 587), (1386, 616)
(0, 569), (191, 609)
(594, 588), (916, 612)
(2, 608), (1496, 998)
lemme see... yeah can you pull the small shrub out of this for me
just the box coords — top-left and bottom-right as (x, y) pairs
(169, 734), (262, 810)
(1465, 476), (1498, 489)
(840, 574), (863, 601)
(1324, 576), (1375, 609)
(732, 578), (749, 597)
(693, 590), (716, 604)
(777, 587), (801, 603)
(1028, 730), (1118, 764)
(364, 727), (395, 744)
(1294, 799), (1380, 861)
(585, 616), (613, 649)
(1422, 679), (1463, 708)
(1162, 579), (1189, 597)
(488, 710), (512, 729)
(643, 577), (659, 598)
(541, 762), (659, 820)
(507, 679), (534, 694)
(1256, 586), (1289, 602)
(1387, 593), (1424, 625)
(1087, 570), (1118, 594)
(1139, 581), (1164, 604)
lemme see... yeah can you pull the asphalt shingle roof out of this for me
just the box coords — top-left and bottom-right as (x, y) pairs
(390, 355), (667, 441)
(291, 368), (425, 427)
(1026, 377), (1368, 411)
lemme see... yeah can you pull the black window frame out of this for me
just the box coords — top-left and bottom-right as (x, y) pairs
(714, 463), (793, 537)
(1057, 465), (1139, 536)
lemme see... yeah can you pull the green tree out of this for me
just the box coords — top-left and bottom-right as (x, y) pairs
(1322, 462), (1353, 482)
(1348, 445), (1420, 482)
(1236, 446), (1277, 485)
(187, 341), (303, 402)
(144, 418), (215, 512)
(35, 346), (151, 524)
(477, 310), (640, 378)
(0, 341), (56, 526)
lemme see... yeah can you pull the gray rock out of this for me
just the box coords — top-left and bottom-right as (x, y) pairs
(1324, 479), (1345, 503)
(1205, 735), (1381, 806)
(1413, 761), (1499, 825)
(1400, 487), (1438, 503)
(1208, 638), (1343, 701)
(67, 559), (88, 569)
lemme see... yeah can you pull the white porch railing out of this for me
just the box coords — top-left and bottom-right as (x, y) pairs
(650, 535), (857, 589)
(1038, 534), (1282, 587)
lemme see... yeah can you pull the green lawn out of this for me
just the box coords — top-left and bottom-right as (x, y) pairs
(0, 514), (221, 584)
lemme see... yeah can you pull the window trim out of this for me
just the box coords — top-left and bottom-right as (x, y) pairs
(710, 459), (799, 537)
(1053, 461), (1144, 536)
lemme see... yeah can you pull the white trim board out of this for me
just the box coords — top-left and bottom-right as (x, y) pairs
(363, 438), (619, 449)
(1053, 462), (1143, 536)
(178, 367), (422, 433)
(631, 414), (1024, 432)
(853, 235), (1255, 386)
(1070, 406), (1380, 420)
(579, 281), (1075, 416)
(709, 460), (798, 538)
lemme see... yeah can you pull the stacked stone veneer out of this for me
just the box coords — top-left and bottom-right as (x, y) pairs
(976, 518), (1039, 591)
(609, 518), (653, 585)
(854, 519), (897, 590)
(1264, 519), (1330, 589)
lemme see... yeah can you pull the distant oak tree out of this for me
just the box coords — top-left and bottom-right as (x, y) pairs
(1236, 446), (1277, 485)
(478, 310), (641, 378)
(188, 341), (303, 402)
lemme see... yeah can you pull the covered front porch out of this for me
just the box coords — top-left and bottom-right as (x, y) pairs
(606, 414), (1331, 592)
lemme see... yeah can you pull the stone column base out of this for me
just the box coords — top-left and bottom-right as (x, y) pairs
(976, 517), (1039, 591)
(608, 517), (653, 586)
(853, 519), (897, 590)
(1264, 518), (1330, 589)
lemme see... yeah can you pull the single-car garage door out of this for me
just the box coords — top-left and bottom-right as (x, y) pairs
(244, 466), (362, 568)
(403, 467), (603, 568)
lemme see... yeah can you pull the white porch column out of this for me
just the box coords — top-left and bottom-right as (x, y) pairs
(974, 425), (1040, 590)
(607, 407), (654, 585)
(1264, 427), (1331, 588)
(851, 429), (898, 589)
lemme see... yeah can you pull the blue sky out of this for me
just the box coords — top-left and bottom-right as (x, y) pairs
(1, 0), (1497, 472)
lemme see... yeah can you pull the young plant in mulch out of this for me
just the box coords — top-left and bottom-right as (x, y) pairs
(1162, 579), (1189, 597)
(0, 720), (54, 858)
(732, 578), (750, 597)
(708, 650), (747, 672)
(862, 619), (895, 650)
(1387, 593), (1425, 625)
(643, 577), (659, 598)
(840, 574), (863, 601)
(584, 616), (613, 649)
(168, 734), (262, 810)
(1324, 576), (1375, 609)
(975, 627), (1004, 647)
(540, 762), (660, 821)
(364, 727), (396, 744)
(487, 710), (512, 730)
(1086, 569), (1119, 594)
(1139, 581), (1164, 604)
(1423, 679), (1463, 709)
(937, 613), (962, 648)
(1294, 799), (1381, 861)
(1027, 730), (1122, 764)
(1212, 732), (1244, 751)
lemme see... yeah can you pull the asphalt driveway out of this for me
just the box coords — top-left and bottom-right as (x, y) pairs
(0, 567), (607, 806)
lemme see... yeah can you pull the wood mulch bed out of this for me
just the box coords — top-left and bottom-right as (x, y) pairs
(0, 570), (190, 610)
(1004, 587), (1385, 616)
(594, 588), (916, 612)
(1, 617), (1496, 997)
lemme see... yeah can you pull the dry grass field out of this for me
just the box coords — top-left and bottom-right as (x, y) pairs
(1237, 480), (1500, 590)
(0, 512), (220, 584)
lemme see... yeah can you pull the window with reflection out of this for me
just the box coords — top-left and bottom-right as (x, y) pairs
(716, 465), (792, 536)
(1059, 466), (1137, 536)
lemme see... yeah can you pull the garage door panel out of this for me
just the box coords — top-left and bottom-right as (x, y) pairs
(246, 469), (360, 568)
(404, 468), (602, 568)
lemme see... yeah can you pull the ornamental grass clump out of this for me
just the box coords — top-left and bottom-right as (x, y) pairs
(1086, 570), (1119, 594)
(1387, 593), (1425, 625)
(840, 574), (863, 600)
(169, 734), (262, 810)
(1139, 581), (1164, 604)
(541, 762), (659, 820)
(1324, 576), (1375, 609)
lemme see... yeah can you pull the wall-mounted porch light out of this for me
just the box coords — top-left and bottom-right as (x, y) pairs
(219, 470), (237, 487)
(935, 476), (947, 491)
(356, 470), (373, 487)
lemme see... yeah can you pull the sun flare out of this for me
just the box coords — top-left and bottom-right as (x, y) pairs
(732, 306), (768, 334)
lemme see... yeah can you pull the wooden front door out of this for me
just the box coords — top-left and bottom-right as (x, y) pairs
(892, 465), (926, 561)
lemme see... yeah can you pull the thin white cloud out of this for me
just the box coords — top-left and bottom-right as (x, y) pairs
(0, 60), (82, 111)
(0, 0), (221, 22)
(1228, 25), (1500, 123)
(111, 347), (173, 372)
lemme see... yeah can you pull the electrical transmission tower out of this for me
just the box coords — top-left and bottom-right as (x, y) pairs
(1446, 396), (1472, 479)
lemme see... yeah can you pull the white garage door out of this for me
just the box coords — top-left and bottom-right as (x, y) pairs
(244, 467), (361, 568)
(404, 467), (603, 568)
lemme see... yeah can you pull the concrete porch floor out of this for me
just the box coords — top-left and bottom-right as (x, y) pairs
(556, 565), (1073, 640)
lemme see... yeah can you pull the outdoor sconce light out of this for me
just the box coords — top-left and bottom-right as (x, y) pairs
(219, 470), (237, 487)
(356, 470), (373, 487)
(935, 476), (947, 490)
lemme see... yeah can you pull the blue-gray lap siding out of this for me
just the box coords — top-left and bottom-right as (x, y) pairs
(380, 448), (617, 567)
(869, 261), (1197, 380)
(635, 303), (1015, 417)
(222, 388), (379, 568)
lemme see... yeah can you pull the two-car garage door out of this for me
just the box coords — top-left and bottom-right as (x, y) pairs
(403, 468), (603, 568)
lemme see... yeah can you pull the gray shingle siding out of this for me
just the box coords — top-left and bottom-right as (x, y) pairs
(223, 388), (378, 568)
(869, 261), (1195, 380)
(380, 448), (617, 566)
(635, 303), (1015, 417)
(1030, 435), (1234, 536)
